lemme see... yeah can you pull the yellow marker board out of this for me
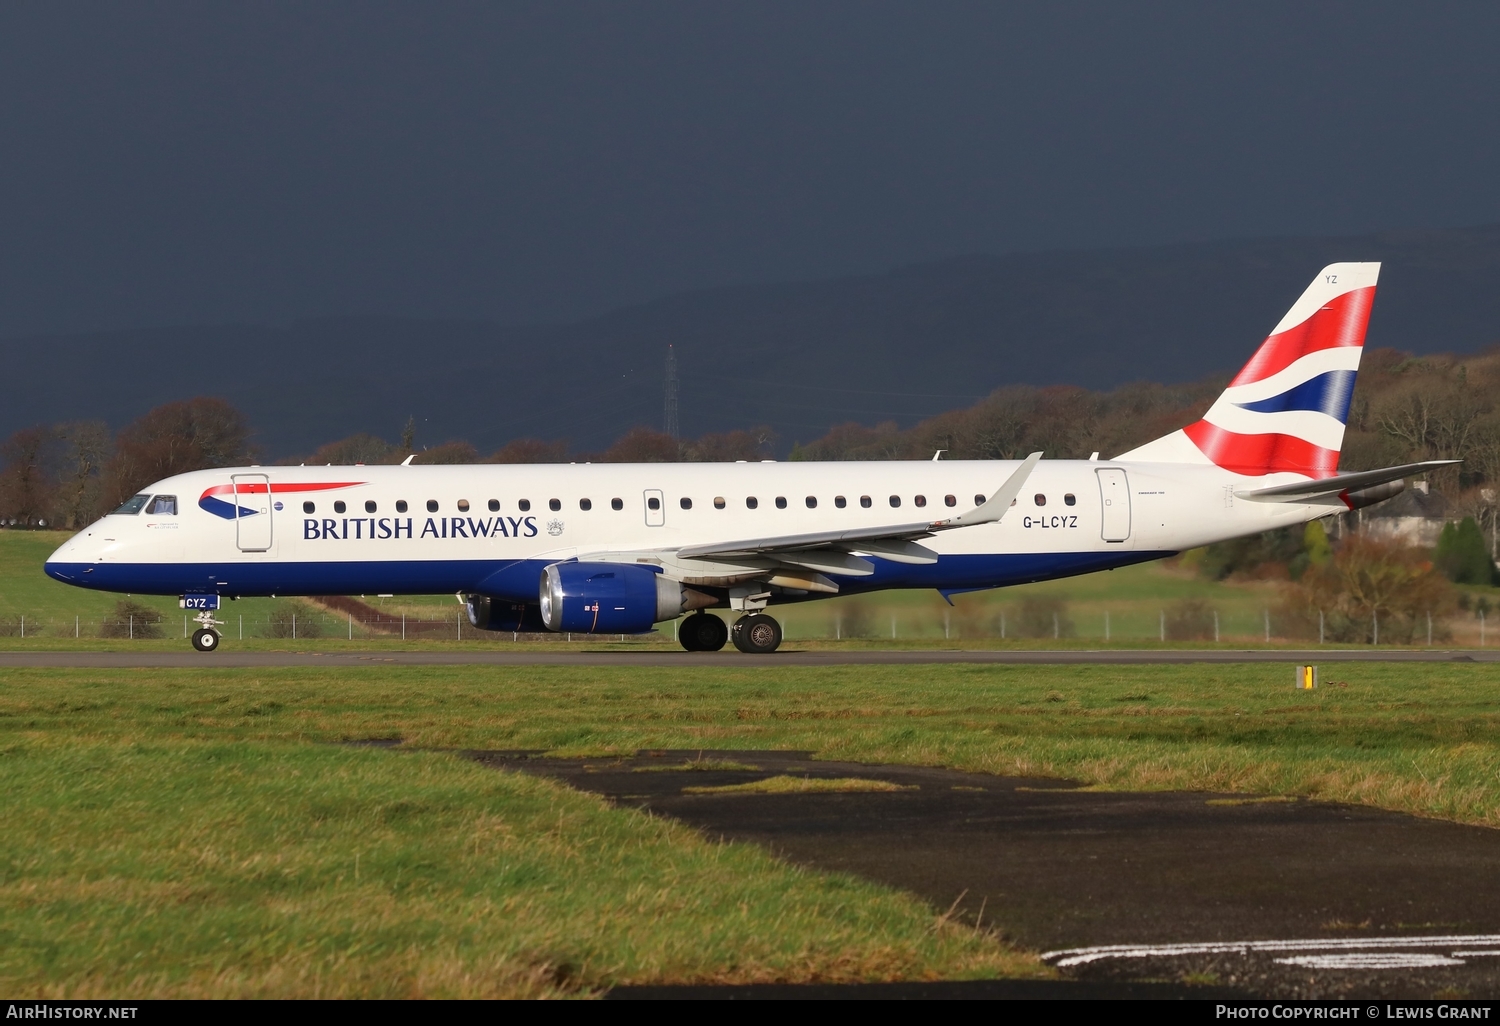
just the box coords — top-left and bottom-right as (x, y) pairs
(1295, 665), (1318, 690)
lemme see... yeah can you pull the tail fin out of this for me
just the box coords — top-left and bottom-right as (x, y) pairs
(1116, 262), (1380, 478)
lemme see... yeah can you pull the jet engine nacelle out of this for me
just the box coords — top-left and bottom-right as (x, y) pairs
(464, 594), (549, 633)
(539, 561), (714, 634)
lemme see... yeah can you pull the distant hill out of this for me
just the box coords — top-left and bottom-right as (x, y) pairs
(5, 224), (1499, 457)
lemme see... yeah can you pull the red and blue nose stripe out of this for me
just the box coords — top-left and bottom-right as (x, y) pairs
(198, 481), (364, 519)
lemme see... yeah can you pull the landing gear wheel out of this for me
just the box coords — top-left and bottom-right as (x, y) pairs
(191, 628), (220, 653)
(679, 613), (728, 652)
(731, 613), (782, 654)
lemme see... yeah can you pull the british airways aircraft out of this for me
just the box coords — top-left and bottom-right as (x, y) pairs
(45, 263), (1451, 653)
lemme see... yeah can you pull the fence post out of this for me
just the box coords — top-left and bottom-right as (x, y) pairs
(457, 610), (461, 642)
(1105, 610), (1110, 642)
(1214, 609), (1220, 643)
(239, 614), (243, 640)
(1263, 609), (1270, 644)
(1319, 609), (1324, 645)
(891, 615), (897, 639)
(835, 615), (841, 640)
(349, 611), (353, 640)
(1481, 610), (1486, 647)
(402, 613), (406, 641)
(20, 616), (23, 639)
(1159, 610), (1164, 643)
(292, 613), (297, 640)
(1000, 611), (1006, 640)
(944, 611), (950, 640)
(184, 614), (187, 639)
(1373, 610), (1378, 646)
(75, 615), (79, 639)
(129, 614), (133, 640)
(1427, 611), (1432, 647)
(1053, 612), (1059, 639)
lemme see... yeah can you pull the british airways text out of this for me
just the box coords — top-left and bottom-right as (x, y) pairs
(303, 516), (539, 540)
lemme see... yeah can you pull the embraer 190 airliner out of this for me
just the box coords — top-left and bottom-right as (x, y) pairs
(45, 263), (1451, 653)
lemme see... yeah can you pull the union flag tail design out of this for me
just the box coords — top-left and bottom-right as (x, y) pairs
(1116, 262), (1379, 478)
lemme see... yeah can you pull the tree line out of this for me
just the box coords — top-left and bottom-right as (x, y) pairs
(4, 344), (1500, 531)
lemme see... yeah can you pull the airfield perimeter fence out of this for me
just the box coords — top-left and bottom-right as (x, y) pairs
(0, 604), (1486, 645)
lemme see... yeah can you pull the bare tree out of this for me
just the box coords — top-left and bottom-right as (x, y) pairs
(53, 421), (111, 528)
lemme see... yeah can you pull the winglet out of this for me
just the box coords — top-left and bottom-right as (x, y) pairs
(934, 451), (1043, 529)
(401, 454), (416, 466)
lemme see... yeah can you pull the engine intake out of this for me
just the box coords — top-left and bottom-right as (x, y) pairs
(540, 562), (714, 634)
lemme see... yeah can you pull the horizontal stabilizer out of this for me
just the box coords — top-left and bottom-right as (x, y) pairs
(1234, 460), (1459, 503)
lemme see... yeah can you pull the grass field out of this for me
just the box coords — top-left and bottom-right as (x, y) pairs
(5, 661), (1500, 996)
(7, 528), (1499, 647)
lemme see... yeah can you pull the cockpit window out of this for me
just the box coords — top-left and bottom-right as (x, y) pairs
(145, 495), (178, 515)
(111, 494), (151, 515)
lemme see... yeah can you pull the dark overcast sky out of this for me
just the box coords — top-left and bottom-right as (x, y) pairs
(1, 1), (1497, 336)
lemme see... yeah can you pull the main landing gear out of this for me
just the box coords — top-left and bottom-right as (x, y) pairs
(678, 612), (729, 652)
(677, 612), (783, 653)
(730, 613), (782, 654)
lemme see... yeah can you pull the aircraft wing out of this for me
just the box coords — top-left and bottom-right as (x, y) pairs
(674, 451), (1043, 570)
(1233, 460), (1459, 503)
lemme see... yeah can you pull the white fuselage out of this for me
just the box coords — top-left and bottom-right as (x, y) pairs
(44, 459), (1326, 613)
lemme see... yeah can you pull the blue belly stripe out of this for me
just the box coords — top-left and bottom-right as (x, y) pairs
(45, 550), (1172, 604)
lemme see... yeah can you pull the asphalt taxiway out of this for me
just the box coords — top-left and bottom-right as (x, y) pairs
(479, 748), (1500, 999)
(0, 648), (1493, 668)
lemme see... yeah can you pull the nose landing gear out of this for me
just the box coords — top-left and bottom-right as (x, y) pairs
(182, 602), (224, 653)
(731, 613), (783, 654)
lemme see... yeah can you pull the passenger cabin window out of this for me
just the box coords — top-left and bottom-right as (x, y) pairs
(1064, 493), (1077, 506)
(145, 495), (177, 515)
(860, 495), (872, 508)
(914, 495), (926, 508)
(111, 494), (151, 515)
(713, 496), (725, 509)
(835, 495), (847, 508)
(488, 499), (500, 512)
(580, 498), (592, 511)
(303, 501), (316, 514)
(457, 499), (470, 512)
(647, 496), (661, 511)
(611, 498), (623, 511)
(549, 498), (561, 511)
(365, 500), (377, 513)
(944, 494), (957, 507)
(775, 496), (787, 509)
(974, 494), (986, 506)
(518, 499), (531, 512)
(396, 500), (408, 513)
(805, 496), (817, 508)
(889, 495), (901, 508)
(1034, 493), (1046, 506)
(334, 501), (347, 514)
(426, 500), (439, 512)
(746, 496), (759, 509)
(680, 497), (692, 509)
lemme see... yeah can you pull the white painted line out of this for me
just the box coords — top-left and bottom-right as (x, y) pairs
(1042, 934), (1500, 967)
(1275, 954), (1464, 969)
(1451, 950), (1500, 958)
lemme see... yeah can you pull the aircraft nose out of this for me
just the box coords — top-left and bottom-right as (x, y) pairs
(45, 536), (89, 582)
